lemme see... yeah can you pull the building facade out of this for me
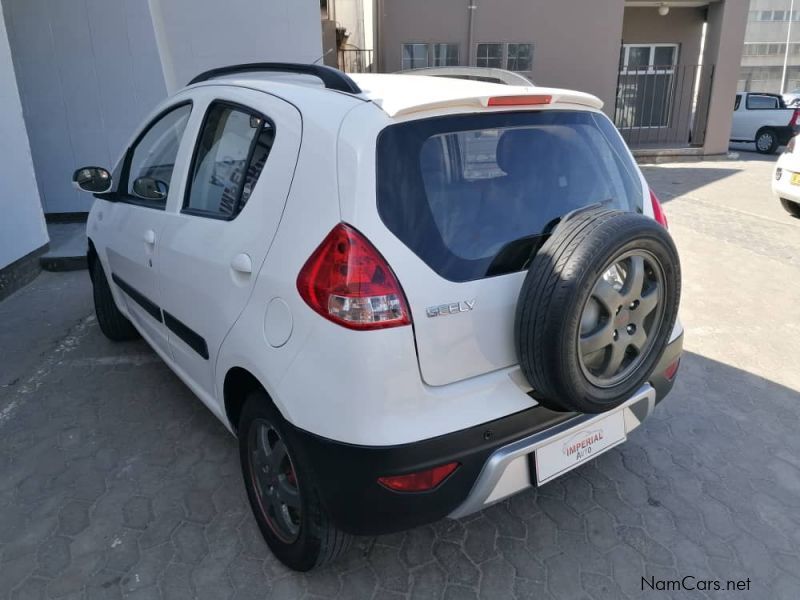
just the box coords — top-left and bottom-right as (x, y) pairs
(375, 0), (748, 154)
(740, 0), (800, 93)
(0, 0), (321, 292)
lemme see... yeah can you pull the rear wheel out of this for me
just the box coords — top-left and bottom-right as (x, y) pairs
(239, 393), (351, 571)
(91, 259), (139, 341)
(515, 209), (681, 414)
(780, 198), (800, 218)
(755, 128), (779, 154)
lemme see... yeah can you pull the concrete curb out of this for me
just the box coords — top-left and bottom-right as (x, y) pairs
(39, 254), (87, 272)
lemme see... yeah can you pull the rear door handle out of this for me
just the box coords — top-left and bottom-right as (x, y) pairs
(143, 230), (156, 245)
(231, 253), (252, 274)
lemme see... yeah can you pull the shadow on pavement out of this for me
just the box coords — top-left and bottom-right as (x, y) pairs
(1, 307), (799, 599)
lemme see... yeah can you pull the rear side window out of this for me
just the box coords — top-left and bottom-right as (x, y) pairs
(747, 94), (780, 109)
(184, 102), (276, 219)
(377, 110), (643, 282)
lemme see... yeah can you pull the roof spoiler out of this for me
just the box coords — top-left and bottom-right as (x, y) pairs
(188, 63), (362, 94)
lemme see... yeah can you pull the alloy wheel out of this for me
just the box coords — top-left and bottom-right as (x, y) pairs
(577, 250), (666, 388)
(248, 419), (302, 543)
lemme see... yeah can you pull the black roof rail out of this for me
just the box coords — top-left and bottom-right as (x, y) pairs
(188, 62), (363, 94)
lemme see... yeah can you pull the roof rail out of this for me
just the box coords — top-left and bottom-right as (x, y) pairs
(188, 63), (363, 94)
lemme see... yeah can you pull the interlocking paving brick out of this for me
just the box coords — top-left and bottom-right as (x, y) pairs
(2, 158), (800, 598)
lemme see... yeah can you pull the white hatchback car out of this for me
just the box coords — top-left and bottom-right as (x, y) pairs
(772, 136), (800, 218)
(74, 63), (683, 571)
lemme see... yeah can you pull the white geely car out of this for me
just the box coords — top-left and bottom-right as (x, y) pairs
(74, 64), (683, 571)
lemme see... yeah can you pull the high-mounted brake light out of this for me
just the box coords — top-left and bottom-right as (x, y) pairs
(378, 462), (460, 492)
(650, 189), (668, 229)
(487, 95), (552, 107)
(296, 223), (411, 330)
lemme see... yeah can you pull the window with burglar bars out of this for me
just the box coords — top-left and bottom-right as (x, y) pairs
(476, 43), (533, 71)
(616, 44), (678, 129)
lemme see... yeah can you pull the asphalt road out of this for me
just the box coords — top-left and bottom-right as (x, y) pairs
(1, 151), (799, 599)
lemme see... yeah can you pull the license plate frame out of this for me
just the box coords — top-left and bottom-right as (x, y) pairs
(532, 410), (627, 485)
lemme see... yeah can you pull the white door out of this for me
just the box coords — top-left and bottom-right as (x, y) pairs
(102, 103), (194, 352)
(156, 89), (302, 403)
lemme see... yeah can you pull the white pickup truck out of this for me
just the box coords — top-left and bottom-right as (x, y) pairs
(730, 92), (799, 154)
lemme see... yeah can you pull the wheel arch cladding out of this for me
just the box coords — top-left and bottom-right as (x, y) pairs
(224, 367), (275, 435)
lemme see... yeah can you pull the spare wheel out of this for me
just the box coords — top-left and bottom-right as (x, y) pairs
(515, 207), (681, 413)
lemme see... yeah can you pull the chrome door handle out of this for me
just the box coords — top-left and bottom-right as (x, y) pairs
(231, 253), (252, 274)
(143, 229), (156, 245)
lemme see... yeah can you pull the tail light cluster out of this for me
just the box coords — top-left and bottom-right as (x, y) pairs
(297, 223), (411, 330)
(790, 108), (800, 129)
(650, 189), (668, 229)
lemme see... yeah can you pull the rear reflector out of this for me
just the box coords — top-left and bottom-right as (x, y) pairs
(378, 462), (459, 492)
(663, 358), (680, 381)
(487, 95), (552, 107)
(650, 189), (668, 229)
(297, 223), (411, 330)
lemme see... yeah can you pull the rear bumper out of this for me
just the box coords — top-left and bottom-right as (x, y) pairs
(292, 332), (683, 535)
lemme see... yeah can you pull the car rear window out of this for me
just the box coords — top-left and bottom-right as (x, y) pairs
(376, 110), (644, 281)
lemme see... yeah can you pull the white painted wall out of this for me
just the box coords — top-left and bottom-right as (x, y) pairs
(0, 5), (47, 269)
(3, 0), (322, 215)
(149, 0), (323, 93)
(2, 0), (168, 214)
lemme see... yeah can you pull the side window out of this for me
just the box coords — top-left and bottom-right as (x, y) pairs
(747, 94), (779, 109)
(184, 103), (275, 219)
(127, 104), (192, 207)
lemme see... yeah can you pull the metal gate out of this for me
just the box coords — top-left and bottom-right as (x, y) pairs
(614, 62), (714, 148)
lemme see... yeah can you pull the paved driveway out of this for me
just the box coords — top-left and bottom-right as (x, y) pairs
(1, 153), (799, 599)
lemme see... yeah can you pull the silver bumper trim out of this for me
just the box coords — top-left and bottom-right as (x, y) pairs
(448, 384), (656, 519)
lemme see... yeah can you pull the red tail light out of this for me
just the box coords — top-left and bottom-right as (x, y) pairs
(790, 109), (800, 128)
(378, 462), (460, 492)
(650, 189), (668, 229)
(297, 223), (411, 330)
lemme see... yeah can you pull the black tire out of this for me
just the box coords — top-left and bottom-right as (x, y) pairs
(91, 259), (139, 341)
(755, 128), (779, 154)
(780, 198), (800, 218)
(515, 208), (681, 414)
(238, 392), (352, 571)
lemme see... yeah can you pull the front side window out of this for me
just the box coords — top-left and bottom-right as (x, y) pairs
(184, 103), (275, 219)
(507, 44), (533, 71)
(433, 43), (459, 66)
(377, 111), (643, 282)
(126, 104), (192, 207)
(476, 43), (503, 68)
(402, 43), (429, 70)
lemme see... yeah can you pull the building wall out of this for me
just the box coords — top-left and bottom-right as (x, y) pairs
(740, 0), (800, 93)
(376, 0), (625, 114)
(2, 0), (167, 215)
(2, 0), (322, 215)
(149, 0), (323, 93)
(0, 4), (47, 271)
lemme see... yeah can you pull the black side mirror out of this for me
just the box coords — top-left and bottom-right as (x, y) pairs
(73, 166), (112, 194)
(132, 176), (169, 201)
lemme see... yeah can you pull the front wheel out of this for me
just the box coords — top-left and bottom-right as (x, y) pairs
(755, 129), (779, 154)
(238, 393), (352, 571)
(780, 198), (800, 218)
